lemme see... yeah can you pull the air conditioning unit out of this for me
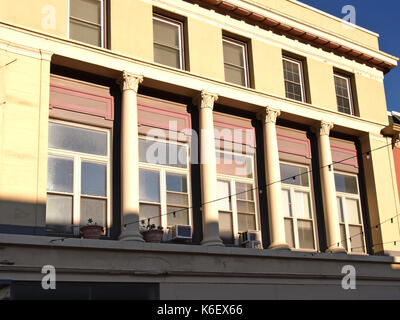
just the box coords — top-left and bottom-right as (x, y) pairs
(169, 225), (192, 242)
(239, 230), (262, 248)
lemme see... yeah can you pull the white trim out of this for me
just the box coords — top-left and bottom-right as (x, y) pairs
(222, 37), (249, 88)
(334, 73), (354, 116)
(68, 0), (105, 48)
(153, 14), (184, 70)
(282, 56), (306, 103)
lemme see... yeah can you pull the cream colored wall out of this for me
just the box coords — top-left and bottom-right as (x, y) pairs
(360, 134), (400, 253)
(110, 0), (153, 62)
(0, 50), (50, 228)
(0, 0), (67, 37)
(306, 58), (336, 109)
(252, 0), (379, 49)
(252, 39), (285, 96)
(187, 17), (225, 81)
(355, 74), (388, 124)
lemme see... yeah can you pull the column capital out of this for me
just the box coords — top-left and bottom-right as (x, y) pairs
(193, 90), (218, 110)
(120, 71), (143, 92)
(257, 107), (281, 124)
(313, 121), (334, 136)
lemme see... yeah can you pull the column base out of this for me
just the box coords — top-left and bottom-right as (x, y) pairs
(326, 246), (347, 254)
(201, 237), (224, 247)
(268, 242), (291, 250)
(119, 230), (144, 242)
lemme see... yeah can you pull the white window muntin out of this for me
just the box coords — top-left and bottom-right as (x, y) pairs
(282, 56), (306, 103)
(139, 136), (191, 229)
(215, 149), (255, 180)
(335, 171), (365, 253)
(281, 161), (317, 251)
(222, 37), (249, 87)
(47, 119), (111, 236)
(67, 0), (105, 48)
(153, 14), (184, 70)
(334, 73), (354, 115)
(216, 150), (259, 245)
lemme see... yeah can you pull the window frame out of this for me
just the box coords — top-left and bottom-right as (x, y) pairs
(335, 171), (366, 253)
(216, 149), (259, 245)
(152, 14), (185, 70)
(138, 135), (192, 230)
(47, 119), (111, 236)
(68, 0), (106, 48)
(334, 73), (355, 116)
(280, 161), (318, 251)
(222, 36), (250, 88)
(282, 56), (306, 103)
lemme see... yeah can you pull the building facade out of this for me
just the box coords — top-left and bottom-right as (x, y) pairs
(0, 0), (400, 299)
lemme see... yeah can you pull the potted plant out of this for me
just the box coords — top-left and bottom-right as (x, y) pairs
(80, 218), (104, 239)
(140, 220), (164, 243)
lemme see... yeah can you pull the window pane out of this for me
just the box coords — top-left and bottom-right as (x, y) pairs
(223, 40), (245, 67)
(340, 223), (348, 251)
(283, 59), (301, 84)
(293, 191), (311, 219)
(224, 64), (246, 86)
(154, 44), (181, 69)
(139, 139), (187, 168)
(153, 18), (180, 48)
(282, 188), (292, 217)
(139, 204), (161, 227)
(166, 173), (187, 192)
(280, 163), (309, 187)
(237, 213), (256, 232)
(297, 219), (315, 249)
(237, 200), (255, 213)
(349, 225), (364, 252)
(47, 156), (74, 193)
(70, 19), (101, 46)
(167, 192), (188, 206)
(216, 152), (253, 178)
(219, 211), (234, 244)
(46, 194), (73, 234)
(345, 198), (361, 225)
(284, 218), (295, 248)
(334, 173), (358, 194)
(236, 182), (254, 200)
(70, 0), (101, 24)
(167, 206), (189, 226)
(80, 197), (106, 227)
(337, 197), (345, 223)
(81, 162), (106, 196)
(139, 169), (160, 203)
(217, 180), (231, 211)
(49, 122), (107, 156)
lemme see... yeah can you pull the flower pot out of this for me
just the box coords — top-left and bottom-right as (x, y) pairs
(80, 225), (104, 239)
(142, 229), (163, 243)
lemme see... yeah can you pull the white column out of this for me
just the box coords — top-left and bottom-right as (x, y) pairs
(258, 107), (289, 250)
(314, 121), (346, 253)
(119, 71), (144, 242)
(194, 90), (224, 246)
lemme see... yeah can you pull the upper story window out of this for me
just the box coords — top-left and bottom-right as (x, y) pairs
(153, 14), (184, 69)
(223, 37), (250, 87)
(334, 73), (354, 115)
(139, 137), (191, 229)
(282, 56), (306, 102)
(335, 172), (365, 253)
(46, 121), (110, 236)
(216, 150), (258, 245)
(69, 0), (105, 47)
(280, 163), (317, 250)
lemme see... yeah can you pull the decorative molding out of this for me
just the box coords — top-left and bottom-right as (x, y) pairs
(257, 107), (281, 124)
(277, 133), (311, 159)
(313, 121), (334, 136)
(194, 90), (218, 110)
(121, 71), (143, 92)
(214, 120), (256, 147)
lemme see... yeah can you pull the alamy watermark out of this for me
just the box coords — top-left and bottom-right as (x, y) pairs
(41, 265), (56, 290)
(341, 265), (356, 290)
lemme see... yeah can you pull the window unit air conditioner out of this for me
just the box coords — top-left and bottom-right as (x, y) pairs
(169, 224), (192, 242)
(239, 230), (262, 249)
